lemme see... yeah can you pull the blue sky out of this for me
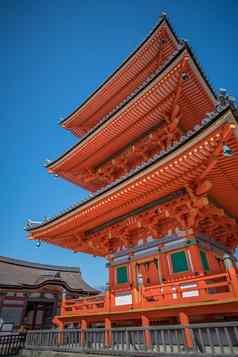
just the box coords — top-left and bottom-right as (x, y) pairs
(1, 0), (238, 289)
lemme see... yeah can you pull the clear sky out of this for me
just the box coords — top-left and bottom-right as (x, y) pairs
(1, 0), (238, 289)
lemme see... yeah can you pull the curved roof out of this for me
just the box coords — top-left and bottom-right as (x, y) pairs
(0, 256), (97, 294)
(47, 45), (216, 191)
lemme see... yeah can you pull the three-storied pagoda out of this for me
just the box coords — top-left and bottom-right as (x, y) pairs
(26, 15), (238, 333)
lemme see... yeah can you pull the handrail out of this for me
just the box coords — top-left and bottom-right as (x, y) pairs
(143, 272), (229, 291)
(61, 271), (235, 316)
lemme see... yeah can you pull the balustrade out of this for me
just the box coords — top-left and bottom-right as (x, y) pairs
(60, 271), (237, 317)
(25, 322), (238, 355)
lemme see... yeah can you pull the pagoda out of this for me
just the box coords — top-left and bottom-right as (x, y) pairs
(26, 14), (238, 337)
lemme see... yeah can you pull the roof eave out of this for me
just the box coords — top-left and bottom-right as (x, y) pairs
(47, 46), (187, 171)
(26, 104), (234, 233)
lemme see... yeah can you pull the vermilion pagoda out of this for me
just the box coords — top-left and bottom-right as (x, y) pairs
(26, 15), (238, 336)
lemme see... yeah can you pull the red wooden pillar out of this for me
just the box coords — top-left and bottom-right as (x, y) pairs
(20, 296), (28, 327)
(108, 262), (115, 310)
(130, 260), (137, 306)
(105, 289), (111, 312)
(60, 289), (66, 316)
(53, 317), (64, 330)
(81, 319), (87, 345)
(228, 267), (238, 297)
(188, 245), (203, 274)
(179, 312), (193, 349)
(141, 315), (151, 350)
(105, 317), (112, 346)
(53, 317), (64, 345)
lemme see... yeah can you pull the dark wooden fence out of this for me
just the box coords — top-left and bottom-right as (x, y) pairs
(0, 333), (26, 356)
(24, 321), (238, 355)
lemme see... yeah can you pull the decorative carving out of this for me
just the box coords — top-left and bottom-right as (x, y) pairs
(75, 55), (192, 189)
(84, 190), (238, 255)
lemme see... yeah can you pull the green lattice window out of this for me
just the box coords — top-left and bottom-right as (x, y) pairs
(171, 251), (189, 273)
(200, 250), (210, 272)
(116, 266), (128, 284)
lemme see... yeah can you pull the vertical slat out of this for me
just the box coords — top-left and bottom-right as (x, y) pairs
(224, 327), (234, 355)
(120, 330), (123, 351)
(116, 331), (120, 351)
(157, 329), (161, 352)
(198, 328), (205, 353)
(207, 327), (215, 355)
(161, 329), (166, 352)
(125, 329), (129, 351)
(176, 329), (181, 353)
(234, 326), (238, 347)
(189, 328), (197, 352)
(181, 325), (188, 352)
(168, 329), (173, 352)
(137, 329), (140, 351)
(215, 327), (221, 354)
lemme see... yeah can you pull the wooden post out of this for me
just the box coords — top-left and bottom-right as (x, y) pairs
(60, 289), (66, 316)
(141, 314), (151, 350)
(20, 296), (28, 328)
(130, 261), (138, 306)
(53, 317), (64, 330)
(53, 317), (64, 345)
(157, 256), (163, 284)
(228, 266), (238, 297)
(81, 319), (87, 346)
(179, 312), (193, 349)
(105, 288), (111, 312)
(31, 302), (38, 330)
(188, 245), (204, 274)
(105, 317), (112, 346)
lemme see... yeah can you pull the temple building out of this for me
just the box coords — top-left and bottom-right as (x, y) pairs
(0, 256), (96, 330)
(25, 14), (238, 335)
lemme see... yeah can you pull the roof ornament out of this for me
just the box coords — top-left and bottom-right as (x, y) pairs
(58, 118), (65, 125)
(181, 72), (189, 81)
(223, 144), (233, 157)
(36, 240), (41, 248)
(218, 88), (228, 106)
(43, 159), (52, 167)
(55, 271), (61, 278)
(24, 219), (42, 230)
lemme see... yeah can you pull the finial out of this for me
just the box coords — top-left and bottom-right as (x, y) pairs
(160, 11), (167, 20)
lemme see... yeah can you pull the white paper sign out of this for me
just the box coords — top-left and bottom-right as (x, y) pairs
(181, 283), (199, 298)
(115, 294), (132, 306)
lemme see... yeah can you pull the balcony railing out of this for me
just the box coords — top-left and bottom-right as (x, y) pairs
(61, 271), (237, 317)
(24, 322), (238, 355)
(0, 333), (26, 357)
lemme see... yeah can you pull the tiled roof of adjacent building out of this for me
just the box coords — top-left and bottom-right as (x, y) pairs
(0, 256), (97, 294)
